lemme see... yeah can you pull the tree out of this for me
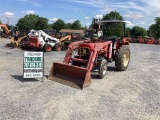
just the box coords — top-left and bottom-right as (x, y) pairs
(0, 20), (2, 24)
(103, 11), (123, 21)
(52, 19), (66, 32)
(131, 26), (147, 37)
(148, 17), (160, 38)
(16, 14), (40, 31)
(66, 23), (72, 29)
(71, 20), (81, 30)
(102, 11), (125, 37)
(47, 24), (52, 29)
(126, 28), (131, 37)
(35, 17), (48, 30)
(148, 24), (156, 37)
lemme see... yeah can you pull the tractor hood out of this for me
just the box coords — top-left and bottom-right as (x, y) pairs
(79, 43), (95, 50)
(79, 42), (111, 50)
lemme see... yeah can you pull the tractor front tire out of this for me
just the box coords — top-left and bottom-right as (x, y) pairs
(115, 45), (130, 71)
(44, 44), (52, 52)
(55, 43), (62, 51)
(99, 59), (108, 79)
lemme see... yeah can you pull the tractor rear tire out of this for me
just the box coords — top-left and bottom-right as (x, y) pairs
(99, 59), (108, 79)
(115, 45), (130, 71)
(44, 44), (52, 52)
(55, 43), (62, 51)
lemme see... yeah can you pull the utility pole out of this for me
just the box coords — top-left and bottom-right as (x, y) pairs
(158, 25), (160, 39)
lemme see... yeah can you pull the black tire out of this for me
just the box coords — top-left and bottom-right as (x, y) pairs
(44, 44), (52, 52)
(55, 43), (62, 51)
(115, 45), (130, 71)
(10, 43), (17, 48)
(99, 59), (108, 79)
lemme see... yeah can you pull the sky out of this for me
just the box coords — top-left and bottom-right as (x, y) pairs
(0, 0), (160, 29)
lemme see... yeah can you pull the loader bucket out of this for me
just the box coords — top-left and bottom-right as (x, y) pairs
(48, 62), (91, 89)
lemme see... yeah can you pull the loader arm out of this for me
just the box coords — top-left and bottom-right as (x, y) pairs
(0, 24), (10, 34)
(60, 35), (71, 42)
(87, 46), (97, 71)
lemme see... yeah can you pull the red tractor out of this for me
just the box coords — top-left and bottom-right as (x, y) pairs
(156, 39), (160, 45)
(144, 37), (155, 44)
(48, 19), (130, 89)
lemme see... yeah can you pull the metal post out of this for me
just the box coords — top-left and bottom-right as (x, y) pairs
(90, 29), (94, 43)
(123, 22), (126, 36)
(158, 25), (160, 38)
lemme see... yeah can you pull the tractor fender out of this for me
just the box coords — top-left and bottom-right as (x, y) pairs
(122, 38), (129, 45)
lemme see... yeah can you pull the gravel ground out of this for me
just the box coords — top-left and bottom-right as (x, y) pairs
(0, 38), (160, 120)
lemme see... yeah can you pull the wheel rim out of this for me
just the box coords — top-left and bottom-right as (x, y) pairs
(57, 45), (61, 51)
(123, 51), (129, 67)
(102, 64), (107, 75)
(47, 46), (51, 51)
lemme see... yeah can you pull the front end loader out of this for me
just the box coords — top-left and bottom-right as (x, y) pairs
(5, 36), (28, 48)
(48, 20), (130, 89)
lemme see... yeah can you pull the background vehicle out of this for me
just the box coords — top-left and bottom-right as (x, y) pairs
(42, 29), (56, 38)
(0, 24), (26, 38)
(27, 30), (61, 52)
(56, 32), (72, 46)
(5, 36), (28, 48)
(48, 19), (130, 89)
(144, 37), (155, 44)
(55, 29), (86, 48)
(0, 24), (11, 38)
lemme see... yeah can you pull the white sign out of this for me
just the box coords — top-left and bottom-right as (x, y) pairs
(23, 51), (44, 78)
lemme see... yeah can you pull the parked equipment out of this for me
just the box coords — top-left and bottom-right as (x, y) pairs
(155, 39), (160, 45)
(48, 19), (130, 89)
(57, 29), (86, 46)
(42, 29), (57, 38)
(5, 36), (28, 48)
(56, 32), (72, 46)
(27, 30), (62, 52)
(0, 24), (26, 39)
(145, 37), (155, 44)
(0, 24), (11, 38)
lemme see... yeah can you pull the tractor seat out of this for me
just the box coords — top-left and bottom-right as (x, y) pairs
(105, 37), (117, 42)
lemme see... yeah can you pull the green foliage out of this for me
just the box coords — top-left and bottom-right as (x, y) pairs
(71, 20), (81, 30)
(16, 14), (49, 31)
(148, 17), (160, 38)
(81, 26), (87, 30)
(35, 17), (48, 30)
(66, 23), (72, 29)
(126, 28), (131, 37)
(102, 11), (125, 37)
(103, 11), (123, 21)
(47, 24), (52, 29)
(0, 20), (2, 24)
(15, 14), (88, 32)
(52, 19), (66, 32)
(16, 14), (40, 31)
(131, 26), (147, 37)
(148, 24), (156, 37)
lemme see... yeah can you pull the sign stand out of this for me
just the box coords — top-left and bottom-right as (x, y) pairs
(42, 51), (44, 82)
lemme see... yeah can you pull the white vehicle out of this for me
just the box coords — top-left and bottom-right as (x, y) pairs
(28, 30), (62, 52)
